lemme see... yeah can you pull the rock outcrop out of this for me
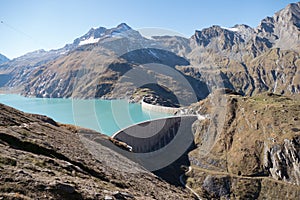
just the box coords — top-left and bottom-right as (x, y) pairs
(179, 91), (300, 199)
(264, 138), (300, 185)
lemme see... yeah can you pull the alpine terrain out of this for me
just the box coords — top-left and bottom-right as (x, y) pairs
(0, 2), (299, 200)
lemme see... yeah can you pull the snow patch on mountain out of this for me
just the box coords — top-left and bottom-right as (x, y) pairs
(79, 37), (100, 46)
(222, 27), (239, 32)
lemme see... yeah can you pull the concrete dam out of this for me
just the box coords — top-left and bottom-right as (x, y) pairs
(110, 115), (198, 171)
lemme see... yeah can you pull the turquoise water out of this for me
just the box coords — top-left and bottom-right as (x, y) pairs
(0, 94), (171, 136)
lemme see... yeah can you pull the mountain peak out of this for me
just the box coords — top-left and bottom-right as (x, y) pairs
(109, 23), (133, 35)
(285, 2), (300, 12)
(116, 23), (132, 31)
(72, 23), (141, 47)
(281, 2), (300, 27)
(256, 2), (300, 50)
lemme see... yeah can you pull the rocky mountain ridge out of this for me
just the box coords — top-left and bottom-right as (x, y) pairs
(0, 2), (299, 102)
(257, 2), (300, 51)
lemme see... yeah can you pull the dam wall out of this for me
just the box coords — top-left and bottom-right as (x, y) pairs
(141, 100), (180, 114)
(112, 116), (181, 153)
(111, 115), (198, 171)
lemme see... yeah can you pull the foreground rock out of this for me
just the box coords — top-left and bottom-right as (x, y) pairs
(0, 103), (192, 199)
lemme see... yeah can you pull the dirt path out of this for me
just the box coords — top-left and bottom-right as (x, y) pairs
(192, 165), (299, 188)
(179, 166), (202, 200)
(179, 164), (300, 200)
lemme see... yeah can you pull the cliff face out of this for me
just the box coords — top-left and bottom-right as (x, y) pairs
(0, 103), (192, 199)
(257, 3), (300, 51)
(178, 48), (300, 97)
(179, 92), (300, 199)
(183, 3), (300, 97)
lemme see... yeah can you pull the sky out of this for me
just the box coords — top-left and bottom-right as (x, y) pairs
(0, 0), (298, 59)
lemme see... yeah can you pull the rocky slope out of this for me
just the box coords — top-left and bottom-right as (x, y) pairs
(0, 3), (299, 103)
(0, 103), (193, 199)
(179, 47), (300, 97)
(0, 54), (9, 64)
(183, 2), (300, 97)
(179, 91), (300, 199)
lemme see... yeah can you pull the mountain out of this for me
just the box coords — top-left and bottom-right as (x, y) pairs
(257, 2), (300, 50)
(189, 2), (300, 59)
(0, 53), (9, 64)
(0, 23), (208, 105)
(0, 3), (299, 102)
(183, 2), (300, 96)
(73, 23), (141, 46)
(0, 23), (149, 95)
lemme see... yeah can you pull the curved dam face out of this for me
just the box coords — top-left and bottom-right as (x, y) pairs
(112, 117), (182, 153)
(111, 115), (198, 171)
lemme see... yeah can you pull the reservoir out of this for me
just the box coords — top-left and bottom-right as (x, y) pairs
(0, 94), (171, 136)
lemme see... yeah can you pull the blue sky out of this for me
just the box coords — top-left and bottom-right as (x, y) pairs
(0, 0), (298, 59)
